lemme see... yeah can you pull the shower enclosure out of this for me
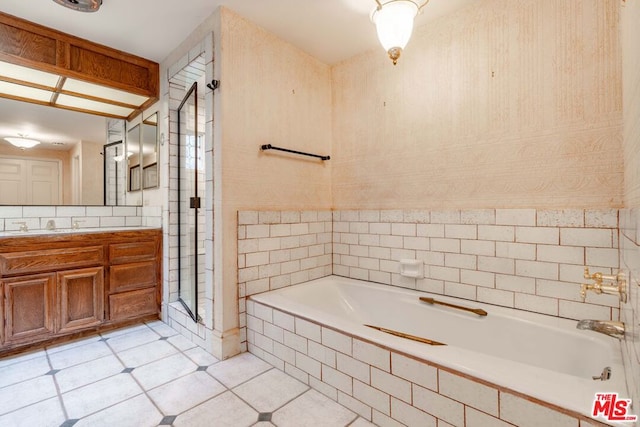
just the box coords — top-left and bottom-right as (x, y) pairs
(177, 81), (206, 322)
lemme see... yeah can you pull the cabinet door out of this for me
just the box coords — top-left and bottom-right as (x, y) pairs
(57, 267), (104, 334)
(2, 274), (56, 344)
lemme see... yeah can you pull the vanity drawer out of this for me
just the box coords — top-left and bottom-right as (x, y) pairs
(109, 287), (157, 321)
(109, 261), (157, 293)
(0, 246), (104, 276)
(109, 241), (157, 264)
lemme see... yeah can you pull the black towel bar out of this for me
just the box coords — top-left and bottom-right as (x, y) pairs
(260, 144), (330, 161)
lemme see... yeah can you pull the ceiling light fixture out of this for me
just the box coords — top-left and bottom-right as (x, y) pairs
(52, 0), (102, 13)
(371, 0), (428, 65)
(4, 136), (41, 149)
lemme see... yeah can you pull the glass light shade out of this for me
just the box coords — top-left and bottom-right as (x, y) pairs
(0, 62), (60, 87)
(56, 94), (136, 117)
(372, 1), (419, 52)
(5, 137), (41, 149)
(0, 80), (54, 103)
(63, 78), (150, 106)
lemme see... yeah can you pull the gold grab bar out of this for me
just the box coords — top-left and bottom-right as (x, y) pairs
(364, 324), (446, 346)
(419, 297), (488, 317)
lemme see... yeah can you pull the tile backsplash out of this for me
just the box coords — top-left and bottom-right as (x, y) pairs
(0, 205), (162, 232)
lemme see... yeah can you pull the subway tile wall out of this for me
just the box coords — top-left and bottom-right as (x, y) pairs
(619, 209), (640, 415)
(332, 209), (620, 321)
(246, 299), (600, 427)
(0, 205), (162, 232)
(237, 210), (333, 351)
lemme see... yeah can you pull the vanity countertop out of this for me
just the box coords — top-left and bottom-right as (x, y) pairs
(0, 226), (161, 239)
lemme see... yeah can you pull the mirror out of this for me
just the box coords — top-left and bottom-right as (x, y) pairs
(127, 124), (141, 192)
(141, 113), (158, 189)
(0, 97), (158, 206)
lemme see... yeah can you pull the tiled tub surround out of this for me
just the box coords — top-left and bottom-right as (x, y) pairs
(246, 295), (611, 427)
(237, 210), (333, 351)
(332, 209), (621, 321)
(0, 205), (162, 232)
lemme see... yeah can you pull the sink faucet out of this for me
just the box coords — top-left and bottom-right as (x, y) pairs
(577, 320), (625, 339)
(45, 219), (56, 230)
(12, 221), (28, 232)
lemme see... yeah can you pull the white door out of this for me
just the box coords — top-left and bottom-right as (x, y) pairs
(27, 160), (61, 204)
(0, 158), (25, 204)
(0, 157), (61, 205)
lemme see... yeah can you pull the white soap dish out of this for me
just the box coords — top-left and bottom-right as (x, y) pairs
(399, 259), (424, 279)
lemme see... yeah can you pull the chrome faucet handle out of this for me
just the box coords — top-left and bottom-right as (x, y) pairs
(12, 221), (28, 232)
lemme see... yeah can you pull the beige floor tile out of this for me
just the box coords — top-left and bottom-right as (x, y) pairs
(62, 373), (142, 419)
(48, 340), (112, 370)
(45, 335), (101, 354)
(184, 346), (220, 366)
(167, 333), (198, 351)
(148, 371), (226, 415)
(233, 368), (309, 413)
(0, 397), (65, 427)
(75, 394), (162, 427)
(106, 327), (162, 353)
(132, 352), (197, 390)
(174, 391), (258, 427)
(117, 339), (178, 368)
(100, 323), (150, 339)
(0, 349), (42, 369)
(146, 320), (179, 337)
(0, 375), (57, 415)
(272, 389), (357, 427)
(207, 352), (272, 388)
(55, 354), (124, 393)
(0, 355), (50, 388)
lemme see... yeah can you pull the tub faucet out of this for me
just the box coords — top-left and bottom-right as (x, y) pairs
(46, 219), (56, 230)
(576, 320), (625, 339)
(581, 267), (627, 303)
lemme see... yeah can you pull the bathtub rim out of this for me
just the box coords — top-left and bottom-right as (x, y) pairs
(248, 275), (629, 425)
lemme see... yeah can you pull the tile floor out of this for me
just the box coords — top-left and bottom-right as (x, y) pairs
(0, 321), (375, 427)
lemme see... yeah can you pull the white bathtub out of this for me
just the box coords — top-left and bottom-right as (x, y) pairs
(249, 275), (629, 422)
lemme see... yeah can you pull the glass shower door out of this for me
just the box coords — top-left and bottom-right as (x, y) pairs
(178, 82), (204, 322)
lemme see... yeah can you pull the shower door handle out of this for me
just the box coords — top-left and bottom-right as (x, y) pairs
(190, 197), (201, 209)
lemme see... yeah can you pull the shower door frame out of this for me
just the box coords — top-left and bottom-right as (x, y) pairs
(177, 81), (200, 322)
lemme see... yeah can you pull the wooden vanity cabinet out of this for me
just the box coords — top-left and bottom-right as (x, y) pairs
(58, 267), (104, 334)
(2, 273), (56, 345)
(108, 239), (160, 321)
(0, 229), (161, 354)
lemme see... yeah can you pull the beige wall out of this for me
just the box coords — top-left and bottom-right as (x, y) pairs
(219, 8), (332, 334)
(623, 0), (640, 207)
(80, 141), (103, 205)
(332, 0), (623, 210)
